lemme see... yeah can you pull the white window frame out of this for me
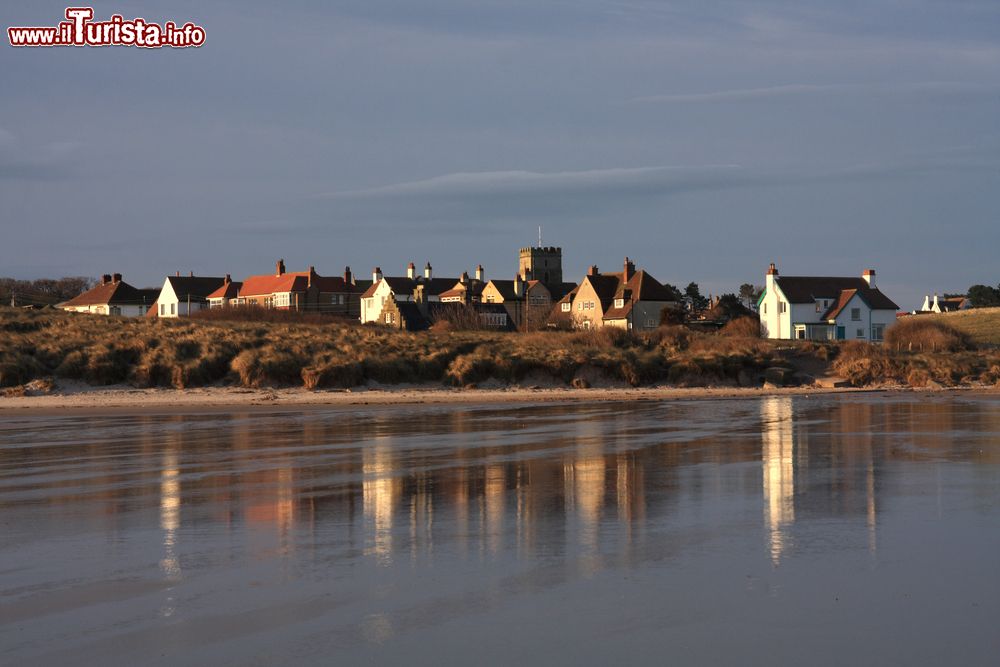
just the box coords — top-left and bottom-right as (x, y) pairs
(561, 302), (571, 312)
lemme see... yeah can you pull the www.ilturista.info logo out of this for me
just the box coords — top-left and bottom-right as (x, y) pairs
(8, 7), (205, 48)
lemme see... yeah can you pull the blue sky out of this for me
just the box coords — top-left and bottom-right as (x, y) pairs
(2, 0), (999, 308)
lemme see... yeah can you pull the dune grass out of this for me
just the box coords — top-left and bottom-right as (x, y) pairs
(2, 307), (999, 392)
(921, 307), (1000, 346)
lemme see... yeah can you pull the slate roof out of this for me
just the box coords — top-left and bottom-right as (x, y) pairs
(165, 276), (227, 303)
(775, 276), (898, 311)
(61, 280), (160, 308)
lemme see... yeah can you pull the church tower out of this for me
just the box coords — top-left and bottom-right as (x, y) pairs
(518, 246), (562, 285)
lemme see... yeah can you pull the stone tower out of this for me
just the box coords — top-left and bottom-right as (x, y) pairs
(518, 246), (562, 285)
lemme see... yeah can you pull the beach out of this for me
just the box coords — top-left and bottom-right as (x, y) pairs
(1, 380), (987, 415)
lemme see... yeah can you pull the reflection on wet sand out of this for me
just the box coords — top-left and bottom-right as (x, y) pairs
(3, 396), (999, 581)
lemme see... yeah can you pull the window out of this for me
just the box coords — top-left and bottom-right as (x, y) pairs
(646, 319), (656, 327)
(110, 306), (121, 316)
(763, 303), (767, 314)
(561, 302), (571, 312)
(779, 302), (787, 314)
(614, 298), (624, 308)
(385, 313), (393, 324)
(795, 325), (806, 340)
(170, 303), (176, 315)
(486, 295), (495, 303)
(851, 308), (861, 321)
(856, 328), (865, 339)
(160, 304), (165, 316)
(578, 302), (583, 311)
(872, 324), (885, 341)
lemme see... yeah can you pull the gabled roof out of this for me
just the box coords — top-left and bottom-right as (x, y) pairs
(164, 276), (227, 302)
(821, 287), (900, 319)
(485, 279), (518, 301)
(239, 271), (354, 298)
(207, 281), (242, 300)
(775, 276), (897, 309)
(585, 272), (625, 312)
(547, 282), (578, 302)
(361, 276), (459, 300)
(61, 280), (159, 308)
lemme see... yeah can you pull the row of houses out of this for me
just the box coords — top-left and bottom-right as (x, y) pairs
(57, 245), (915, 342)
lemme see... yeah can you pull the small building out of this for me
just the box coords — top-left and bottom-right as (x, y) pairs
(758, 264), (899, 341)
(564, 258), (681, 331)
(918, 294), (971, 313)
(206, 275), (242, 309)
(157, 272), (228, 318)
(359, 262), (458, 323)
(59, 273), (159, 316)
(235, 260), (359, 317)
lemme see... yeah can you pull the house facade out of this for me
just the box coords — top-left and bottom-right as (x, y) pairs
(227, 260), (360, 317)
(759, 264), (899, 341)
(918, 294), (971, 313)
(359, 262), (457, 323)
(59, 273), (159, 316)
(157, 273), (228, 318)
(563, 259), (680, 331)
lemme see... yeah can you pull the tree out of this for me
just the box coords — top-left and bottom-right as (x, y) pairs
(661, 282), (684, 302)
(684, 282), (709, 312)
(739, 283), (763, 311)
(967, 284), (1000, 308)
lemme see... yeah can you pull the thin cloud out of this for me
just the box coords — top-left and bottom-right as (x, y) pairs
(628, 80), (1000, 105)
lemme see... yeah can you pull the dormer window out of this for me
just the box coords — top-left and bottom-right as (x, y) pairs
(561, 302), (571, 312)
(614, 298), (625, 308)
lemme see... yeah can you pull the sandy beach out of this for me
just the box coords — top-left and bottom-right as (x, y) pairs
(2, 380), (984, 415)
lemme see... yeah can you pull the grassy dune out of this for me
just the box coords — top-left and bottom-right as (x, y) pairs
(922, 307), (1000, 346)
(1, 307), (999, 393)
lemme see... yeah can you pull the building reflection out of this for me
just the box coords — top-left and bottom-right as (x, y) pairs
(14, 396), (1000, 584)
(761, 397), (795, 564)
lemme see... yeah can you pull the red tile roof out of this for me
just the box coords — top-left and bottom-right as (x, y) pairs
(206, 281), (242, 300)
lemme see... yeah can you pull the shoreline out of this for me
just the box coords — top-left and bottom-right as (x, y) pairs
(2, 382), (995, 416)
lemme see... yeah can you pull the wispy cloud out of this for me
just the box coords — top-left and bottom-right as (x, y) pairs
(319, 165), (746, 200)
(628, 80), (1000, 105)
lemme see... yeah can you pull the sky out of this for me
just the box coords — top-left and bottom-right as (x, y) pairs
(2, 0), (999, 309)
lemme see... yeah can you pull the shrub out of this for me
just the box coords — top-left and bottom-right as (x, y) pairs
(832, 341), (899, 386)
(720, 316), (761, 338)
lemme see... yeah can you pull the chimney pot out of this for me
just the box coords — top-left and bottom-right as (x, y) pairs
(102, 274), (112, 285)
(344, 266), (353, 284)
(424, 262), (432, 279)
(112, 273), (122, 283)
(588, 265), (599, 276)
(225, 274), (231, 284)
(767, 263), (778, 276)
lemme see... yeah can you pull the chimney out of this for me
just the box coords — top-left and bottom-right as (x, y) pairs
(765, 262), (778, 292)
(623, 257), (635, 282)
(344, 266), (353, 284)
(373, 266), (383, 283)
(476, 264), (484, 281)
(514, 273), (524, 298)
(932, 294), (940, 311)
(101, 274), (112, 285)
(588, 265), (599, 277)
(112, 273), (122, 284)
(308, 265), (317, 288)
(224, 274), (231, 284)
(189, 271), (194, 277)
(862, 268), (875, 287)
(460, 271), (469, 284)
(175, 271), (180, 277)
(407, 262), (416, 279)
(276, 259), (285, 276)
(921, 295), (930, 312)
(424, 262), (432, 279)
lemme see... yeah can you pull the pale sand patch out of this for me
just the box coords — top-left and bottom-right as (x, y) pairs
(1, 380), (986, 417)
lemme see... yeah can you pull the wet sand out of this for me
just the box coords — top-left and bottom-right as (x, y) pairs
(2, 394), (999, 665)
(0, 381), (928, 415)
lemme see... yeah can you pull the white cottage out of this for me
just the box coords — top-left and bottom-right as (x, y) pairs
(156, 273), (228, 318)
(758, 264), (899, 341)
(59, 274), (159, 316)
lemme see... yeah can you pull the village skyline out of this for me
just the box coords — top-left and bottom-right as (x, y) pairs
(2, 1), (998, 312)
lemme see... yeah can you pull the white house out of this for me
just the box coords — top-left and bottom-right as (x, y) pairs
(359, 263), (458, 323)
(156, 273), (228, 318)
(59, 274), (159, 316)
(758, 264), (899, 341)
